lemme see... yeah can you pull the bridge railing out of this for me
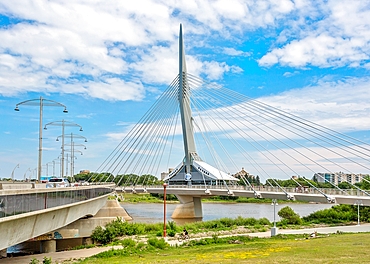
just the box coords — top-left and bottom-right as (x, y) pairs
(0, 186), (114, 219)
(124, 184), (369, 197)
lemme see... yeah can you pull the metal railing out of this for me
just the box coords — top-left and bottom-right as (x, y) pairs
(119, 184), (370, 197)
(0, 186), (114, 219)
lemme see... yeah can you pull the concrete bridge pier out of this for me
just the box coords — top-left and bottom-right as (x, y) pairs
(0, 248), (7, 258)
(40, 240), (56, 253)
(171, 195), (203, 219)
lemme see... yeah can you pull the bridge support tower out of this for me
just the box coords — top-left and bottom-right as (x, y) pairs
(171, 195), (203, 219)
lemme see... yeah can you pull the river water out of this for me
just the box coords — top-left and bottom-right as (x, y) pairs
(121, 202), (333, 223)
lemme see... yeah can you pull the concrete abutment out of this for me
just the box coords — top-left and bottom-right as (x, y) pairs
(171, 195), (203, 219)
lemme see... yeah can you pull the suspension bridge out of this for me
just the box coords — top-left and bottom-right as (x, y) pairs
(1, 24), (370, 253)
(90, 24), (370, 218)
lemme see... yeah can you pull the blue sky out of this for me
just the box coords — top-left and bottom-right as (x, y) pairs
(0, 0), (370, 180)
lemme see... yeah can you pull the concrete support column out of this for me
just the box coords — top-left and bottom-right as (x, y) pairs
(172, 195), (203, 219)
(0, 248), (7, 258)
(83, 237), (93, 246)
(40, 240), (56, 253)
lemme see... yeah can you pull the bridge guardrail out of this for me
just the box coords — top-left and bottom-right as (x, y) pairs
(0, 186), (114, 219)
(119, 184), (369, 197)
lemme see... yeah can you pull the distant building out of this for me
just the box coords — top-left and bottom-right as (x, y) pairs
(313, 172), (366, 185)
(161, 168), (174, 180)
(233, 167), (254, 179)
(79, 170), (90, 175)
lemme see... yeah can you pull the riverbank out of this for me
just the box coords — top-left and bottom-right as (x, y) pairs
(3, 224), (370, 264)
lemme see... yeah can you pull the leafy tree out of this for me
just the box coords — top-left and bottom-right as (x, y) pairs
(338, 181), (353, 189)
(278, 206), (302, 225)
(355, 175), (370, 190)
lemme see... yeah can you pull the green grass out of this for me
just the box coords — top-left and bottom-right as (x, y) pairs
(77, 233), (370, 264)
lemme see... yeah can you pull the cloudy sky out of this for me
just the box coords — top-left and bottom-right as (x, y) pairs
(1, 0), (369, 180)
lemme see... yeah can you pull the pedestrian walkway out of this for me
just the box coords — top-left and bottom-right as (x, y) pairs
(2, 224), (369, 263)
(0, 246), (123, 264)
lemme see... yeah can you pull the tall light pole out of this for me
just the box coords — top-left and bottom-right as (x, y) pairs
(44, 120), (82, 177)
(57, 133), (87, 178)
(11, 164), (20, 182)
(163, 183), (167, 237)
(52, 158), (61, 177)
(15, 96), (68, 181)
(64, 143), (86, 178)
(23, 167), (31, 181)
(63, 149), (83, 178)
(354, 200), (363, 226)
(271, 199), (279, 236)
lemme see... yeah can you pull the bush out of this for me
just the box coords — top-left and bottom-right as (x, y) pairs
(302, 204), (370, 224)
(147, 238), (168, 249)
(29, 259), (39, 264)
(278, 206), (302, 225)
(42, 257), (52, 264)
(120, 238), (136, 248)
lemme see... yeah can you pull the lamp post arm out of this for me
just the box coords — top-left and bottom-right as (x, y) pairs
(16, 98), (68, 111)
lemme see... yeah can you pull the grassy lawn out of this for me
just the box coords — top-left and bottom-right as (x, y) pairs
(77, 233), (370, 264)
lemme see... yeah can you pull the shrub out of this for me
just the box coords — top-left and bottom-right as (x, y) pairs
(147, 238), (168, 249)
(278, 206), (302, 225)
(120, 238), (136, 248)
(42, 257), (52, 264)
(29, 259), (39, 264)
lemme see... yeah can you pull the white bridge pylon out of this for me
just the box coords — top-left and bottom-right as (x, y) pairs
(160, 24), (239, 219)
(163, 24), (238, 192)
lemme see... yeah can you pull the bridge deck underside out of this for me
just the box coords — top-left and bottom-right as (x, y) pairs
(0, 194), (110, 251)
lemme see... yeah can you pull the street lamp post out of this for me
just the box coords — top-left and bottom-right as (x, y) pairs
(354, 200), (363, 226)
(15, 96), (68, 181)
(63, 149), (83, 178)
(64, 143), (86, 178)
(44, 120), (82, 177)
(23, 168), (31, 181)
(11, 164), (20, 182)
(52, 158), (61, 177)
(271, 199), (279, 236)
(163, 183), (167, 237)
(57, 133), (87, 178)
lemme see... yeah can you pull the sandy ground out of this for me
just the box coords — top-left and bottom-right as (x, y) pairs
(1, 223), (369, 264)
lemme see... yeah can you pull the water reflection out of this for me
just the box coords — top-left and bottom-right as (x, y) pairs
(121, 202), (333, 224)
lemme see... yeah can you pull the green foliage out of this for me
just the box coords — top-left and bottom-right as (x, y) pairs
(355, 175), (370, 190)
(266, 178), (318, 188)
(278, 206), (302, 225)
(42, 257), (52, 264)
(303, 204), (370, 224)
(337, 181), (353, 189)
(238, 174), (261, 186)
(167, 221), (178, 237)
(29, 258), (39, 264)
(120, 238), (136, 248)
(147, 238), (168, 249)
(114, 174), (161, 186)
(91, 218), (163, 244)
(150, 193), (178, 201)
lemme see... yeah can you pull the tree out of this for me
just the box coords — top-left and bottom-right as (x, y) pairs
(278, 206), (302, 225)
(338, 181), (353, 189)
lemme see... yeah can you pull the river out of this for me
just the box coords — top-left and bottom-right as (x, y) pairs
(121, 202), (333, 223)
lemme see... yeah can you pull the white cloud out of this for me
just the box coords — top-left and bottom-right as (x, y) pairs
(260, 77), (370, 132)
(259, 0), (370, 68)
(0, 0), (369, 102)
(223, 47), (251, 57)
